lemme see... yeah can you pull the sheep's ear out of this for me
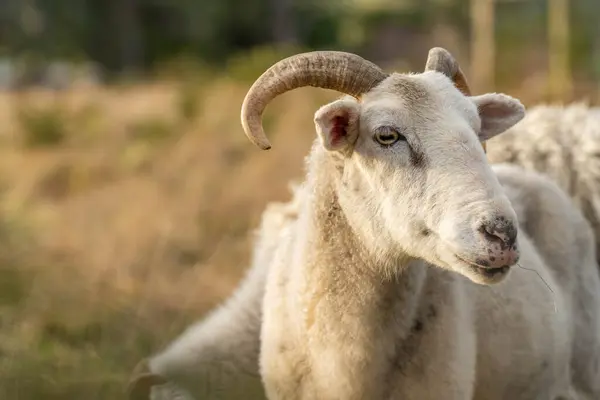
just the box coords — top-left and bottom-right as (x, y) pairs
(314, 98), (361, 153)
(471, 93), (525, 141)
(127, 358), (167, 399)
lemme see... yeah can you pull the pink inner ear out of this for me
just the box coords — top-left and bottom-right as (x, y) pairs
(330, 115), (348, 147)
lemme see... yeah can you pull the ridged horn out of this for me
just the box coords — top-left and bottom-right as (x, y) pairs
(240, 51), (389, 150)
(424, 47), (486, 153)
(424, 47), (472, 96)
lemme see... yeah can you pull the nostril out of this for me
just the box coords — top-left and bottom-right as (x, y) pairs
(478, 220), (517, 248)
(479, 224), (503, 244)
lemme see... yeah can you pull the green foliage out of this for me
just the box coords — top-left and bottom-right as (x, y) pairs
(0, 266), (26, 305)
(570, 0), (599, 79)
(153, 53), (214, 82)
(69, 102), (105, 144)
(127, 117), (173, 143)
(176, 82), (204, 123)
(17, 104), (68, 148)
(3, 0), (599, 92)
(496, 0), (546, 88)
(0, 309), (196, 399)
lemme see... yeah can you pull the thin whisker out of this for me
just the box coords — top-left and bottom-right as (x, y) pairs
(517, 262), (557, 313)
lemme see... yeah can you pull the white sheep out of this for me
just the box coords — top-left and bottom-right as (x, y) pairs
(486, 103), (600, 264)
(133, 103), (600, 396)
(243, 48), (600, 399)
(127, 48), (600, 399)
(127, 183), (306, 400)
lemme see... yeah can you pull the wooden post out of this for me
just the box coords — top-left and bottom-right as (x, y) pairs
(470, 0), (495, 93)
(547, 0), (572, 102)
(596, 23), (600, 104)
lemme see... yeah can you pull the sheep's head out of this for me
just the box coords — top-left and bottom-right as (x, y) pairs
(240, 48), (525, 285)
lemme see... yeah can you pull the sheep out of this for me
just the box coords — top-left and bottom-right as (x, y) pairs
(485, 103), (600, 264)
(127, 183), (306, 400)
(129, 48), (600, 399)
(131, 104), (600, 398)
(239, 47), (600, 399)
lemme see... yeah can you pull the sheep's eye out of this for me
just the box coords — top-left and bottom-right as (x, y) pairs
(374, 128), (405, 147)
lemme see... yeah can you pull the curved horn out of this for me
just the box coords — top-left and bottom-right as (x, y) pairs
(424, 47), (471, 96)
(240, 51), (389, 150)
(424, 47), (486, 153)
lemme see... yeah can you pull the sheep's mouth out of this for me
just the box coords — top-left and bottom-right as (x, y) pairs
(454, 254), (511, 278)
(469, 264), (510, 278)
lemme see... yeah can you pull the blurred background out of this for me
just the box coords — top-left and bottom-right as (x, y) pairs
(0, 0), (597, 398)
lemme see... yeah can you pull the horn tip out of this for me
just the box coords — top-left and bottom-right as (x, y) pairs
(428, 47), (451, 57)
(249, 136), (272, 150)
(425, 47), (456, 75)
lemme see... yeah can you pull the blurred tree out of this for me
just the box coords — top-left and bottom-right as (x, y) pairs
(271, 0), (297, 44)
(0, 0), (595, 97)
(112, 0), (144, 76)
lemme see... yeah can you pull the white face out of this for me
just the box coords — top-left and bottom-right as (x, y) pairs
(314, 71), (526, 285)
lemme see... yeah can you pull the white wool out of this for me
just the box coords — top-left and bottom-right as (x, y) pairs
(488, 103), (600, 262)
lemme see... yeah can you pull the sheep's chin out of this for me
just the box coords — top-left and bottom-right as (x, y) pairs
(452, 255), (512, 285)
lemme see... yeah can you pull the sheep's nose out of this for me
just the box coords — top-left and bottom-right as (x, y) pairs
(479, 217), (517, 248)
(477, 217), (519, 267)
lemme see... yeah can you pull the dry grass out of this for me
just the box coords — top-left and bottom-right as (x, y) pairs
(0, 69), (338, 399)
(0, 50), (595, 399)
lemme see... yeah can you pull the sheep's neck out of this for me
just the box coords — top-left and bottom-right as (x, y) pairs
(295, 159), (429, 398)
(302, 180), (427, 329)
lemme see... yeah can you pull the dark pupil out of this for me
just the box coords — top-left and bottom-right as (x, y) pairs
(380, 133), (396, 142)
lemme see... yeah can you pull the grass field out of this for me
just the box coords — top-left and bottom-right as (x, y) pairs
(0, 50), (595, 399)
(0, 63), (341, 398)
